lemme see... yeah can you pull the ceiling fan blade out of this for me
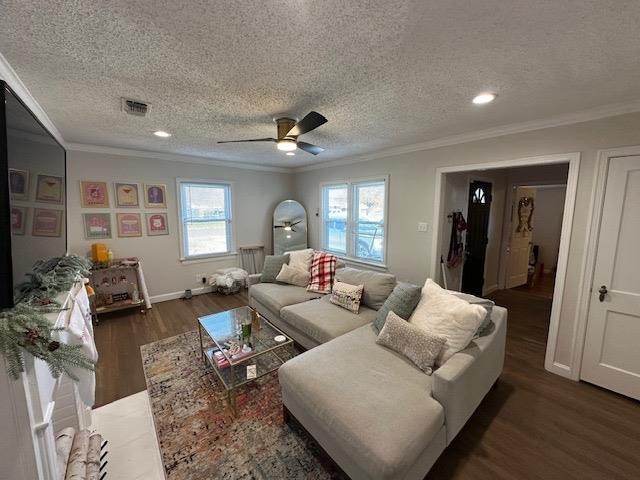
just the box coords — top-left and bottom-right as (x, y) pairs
(290, 220), (303, 227)
(274, 225), (284, 229)
(291, 228), (296, 233)
(286, 112), (327, 137)
(217, 138), (276, 144)
(297, 141), (325, 155)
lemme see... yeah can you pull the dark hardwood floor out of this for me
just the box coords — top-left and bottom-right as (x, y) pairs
(94, 288), (640, 479)
(93, 290), (248, 407)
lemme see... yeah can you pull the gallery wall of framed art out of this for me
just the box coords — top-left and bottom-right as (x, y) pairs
(77, 180), (170, 240)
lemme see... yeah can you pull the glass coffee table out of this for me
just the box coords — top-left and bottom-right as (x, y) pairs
(198, 306), (294, 416)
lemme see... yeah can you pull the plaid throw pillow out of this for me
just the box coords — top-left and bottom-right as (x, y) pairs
(307, 251), (337, 294)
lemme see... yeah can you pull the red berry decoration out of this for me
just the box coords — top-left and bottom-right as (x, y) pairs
(40, 298), (52, 305)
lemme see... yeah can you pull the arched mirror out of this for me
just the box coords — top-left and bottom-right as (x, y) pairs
(273, 200), (307, 254)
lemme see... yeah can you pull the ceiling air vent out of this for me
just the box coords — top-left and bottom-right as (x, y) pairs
(121, 98), (151, 117)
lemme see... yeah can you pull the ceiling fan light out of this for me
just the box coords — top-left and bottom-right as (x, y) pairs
(277, 139), (297, 151)
(284, 226), (292, 231)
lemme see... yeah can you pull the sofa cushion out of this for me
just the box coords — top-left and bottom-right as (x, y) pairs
(260, 254), (289, 283)
(447, 290), (495, 337)
(280, 296), (375, 345)
(276, 264), (310, 287)
(376, 311), (446, 374)
(279, 324), (444, 479)
(329, 281), (364, 313)
(249, 283), (322, 313)
(285, 248), (314, 272)
(335, 267), (396, 310)
(375, 282), (422, 331)
(410, 279), (485, 366)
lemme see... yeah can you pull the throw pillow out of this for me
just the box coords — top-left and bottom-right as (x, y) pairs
(376, 311), (446, 375)
(335, 267), (396, 310)
(330, 281), (364, 313)
(276, 263), (311, 287)
(285, 248), (314, 272)
(260, 254), (289, 283)
(307, 251), (337, 294)
(409, 279), (485, 366)
(375, 282), (422, 331)
(448, 290), (495, 338)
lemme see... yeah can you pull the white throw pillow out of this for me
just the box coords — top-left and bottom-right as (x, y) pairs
(276, 264), (311, 287)
(409, 279), (485, 366)
(285, 248), (314, 272)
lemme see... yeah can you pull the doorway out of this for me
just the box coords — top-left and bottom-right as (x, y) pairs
(431, 153), (579, 377)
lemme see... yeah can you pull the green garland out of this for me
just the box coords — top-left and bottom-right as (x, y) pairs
(0, 255), (96, 380)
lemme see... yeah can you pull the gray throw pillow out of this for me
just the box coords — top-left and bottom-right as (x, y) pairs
(375, 282), (422, 331)
(449, 291), (495, 337)
(260, 254), (289, 283)
(376, 311), (446, 375)
(335, 267), (396, 310)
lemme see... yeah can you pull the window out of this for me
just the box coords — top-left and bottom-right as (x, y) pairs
(321, 178), (387, 264)
(178, 181), (233, 259)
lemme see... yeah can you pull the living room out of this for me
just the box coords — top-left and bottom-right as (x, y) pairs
(1, 2), (639, 480)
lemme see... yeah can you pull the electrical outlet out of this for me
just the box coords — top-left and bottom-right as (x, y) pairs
(417, 222), (428, 232)
(195, 273), (206, 284)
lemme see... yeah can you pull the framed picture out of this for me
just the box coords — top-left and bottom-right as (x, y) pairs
(114, 182), (139, 208)
(144, 183), (167, 208)
(10, 206), (28, 235)
(83, 213), (112, 239)
(116, 213), (142, 237)
(145, 213), (169, 236)
(32, 208), (63, 237)
(80, 181), (110, 208)
(36, 174), (64, 204)
(9, 169), (29, 200)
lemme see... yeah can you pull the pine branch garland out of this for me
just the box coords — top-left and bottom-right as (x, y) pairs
(1, 255), (95, 380)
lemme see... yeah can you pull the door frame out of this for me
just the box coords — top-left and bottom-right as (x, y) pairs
(575, 146), (640, 381)
(430, 152), (580, 379)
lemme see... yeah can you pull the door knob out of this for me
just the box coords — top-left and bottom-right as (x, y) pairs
(598, 285), (608, 302)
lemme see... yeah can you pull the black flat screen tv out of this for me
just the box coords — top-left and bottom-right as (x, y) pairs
(0, 81), (67, 308)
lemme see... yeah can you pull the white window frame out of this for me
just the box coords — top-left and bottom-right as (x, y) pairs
(176, 179), (235, 262)
(320, 176), (389, 267)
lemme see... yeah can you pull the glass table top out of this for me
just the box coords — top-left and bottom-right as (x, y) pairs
(198, 306), (292, 366)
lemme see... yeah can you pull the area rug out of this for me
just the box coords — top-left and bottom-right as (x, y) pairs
(141, 331), (346, 480)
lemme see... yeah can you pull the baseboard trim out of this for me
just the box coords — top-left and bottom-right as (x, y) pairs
(149, 285), (213, 304)
(483, 284), (499, 296)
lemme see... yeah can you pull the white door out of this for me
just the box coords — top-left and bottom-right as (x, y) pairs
(581, 156), (640, 400)
(505, 187), (536, 288)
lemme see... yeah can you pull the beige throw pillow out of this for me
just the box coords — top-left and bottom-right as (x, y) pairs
(276, 264), (311, 287)
(285, 248), (314, 272)
(330, 281), (364, 313)
(409, 279), (485, 366)
(376, 311), (446, 375)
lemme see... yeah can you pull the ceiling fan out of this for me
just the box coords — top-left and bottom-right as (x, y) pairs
(274, 220), (303, 232)
(218, 111), (327, 155)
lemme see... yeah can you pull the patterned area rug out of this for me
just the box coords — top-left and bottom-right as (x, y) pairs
(141, 331), (346, 480)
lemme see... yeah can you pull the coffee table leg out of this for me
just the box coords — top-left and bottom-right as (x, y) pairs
(198, 323), (206, 365)
(227, 389), (237, 417)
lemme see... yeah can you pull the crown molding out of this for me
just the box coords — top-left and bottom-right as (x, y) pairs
(294, 99), (640, 173)
(66, 142), (294, 173)
(0, 52), (66, 147)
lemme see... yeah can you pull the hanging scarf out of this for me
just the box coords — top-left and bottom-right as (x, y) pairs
(447, 212), (467, 268)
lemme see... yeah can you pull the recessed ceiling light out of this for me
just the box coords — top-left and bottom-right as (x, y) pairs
(153, 130), (171, 137)
(286, 152), (295, 156)
(472, 93), (496, 105)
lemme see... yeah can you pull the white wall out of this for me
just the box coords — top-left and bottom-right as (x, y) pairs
(293, 111), (640, 374)
(531, 186), (566, 272)
(66, 150), (294, 300)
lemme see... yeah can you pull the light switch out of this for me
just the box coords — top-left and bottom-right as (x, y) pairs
(417, 222), (428, 232)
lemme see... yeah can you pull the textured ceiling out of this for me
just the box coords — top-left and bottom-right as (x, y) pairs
(1, 1), (640, 168)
